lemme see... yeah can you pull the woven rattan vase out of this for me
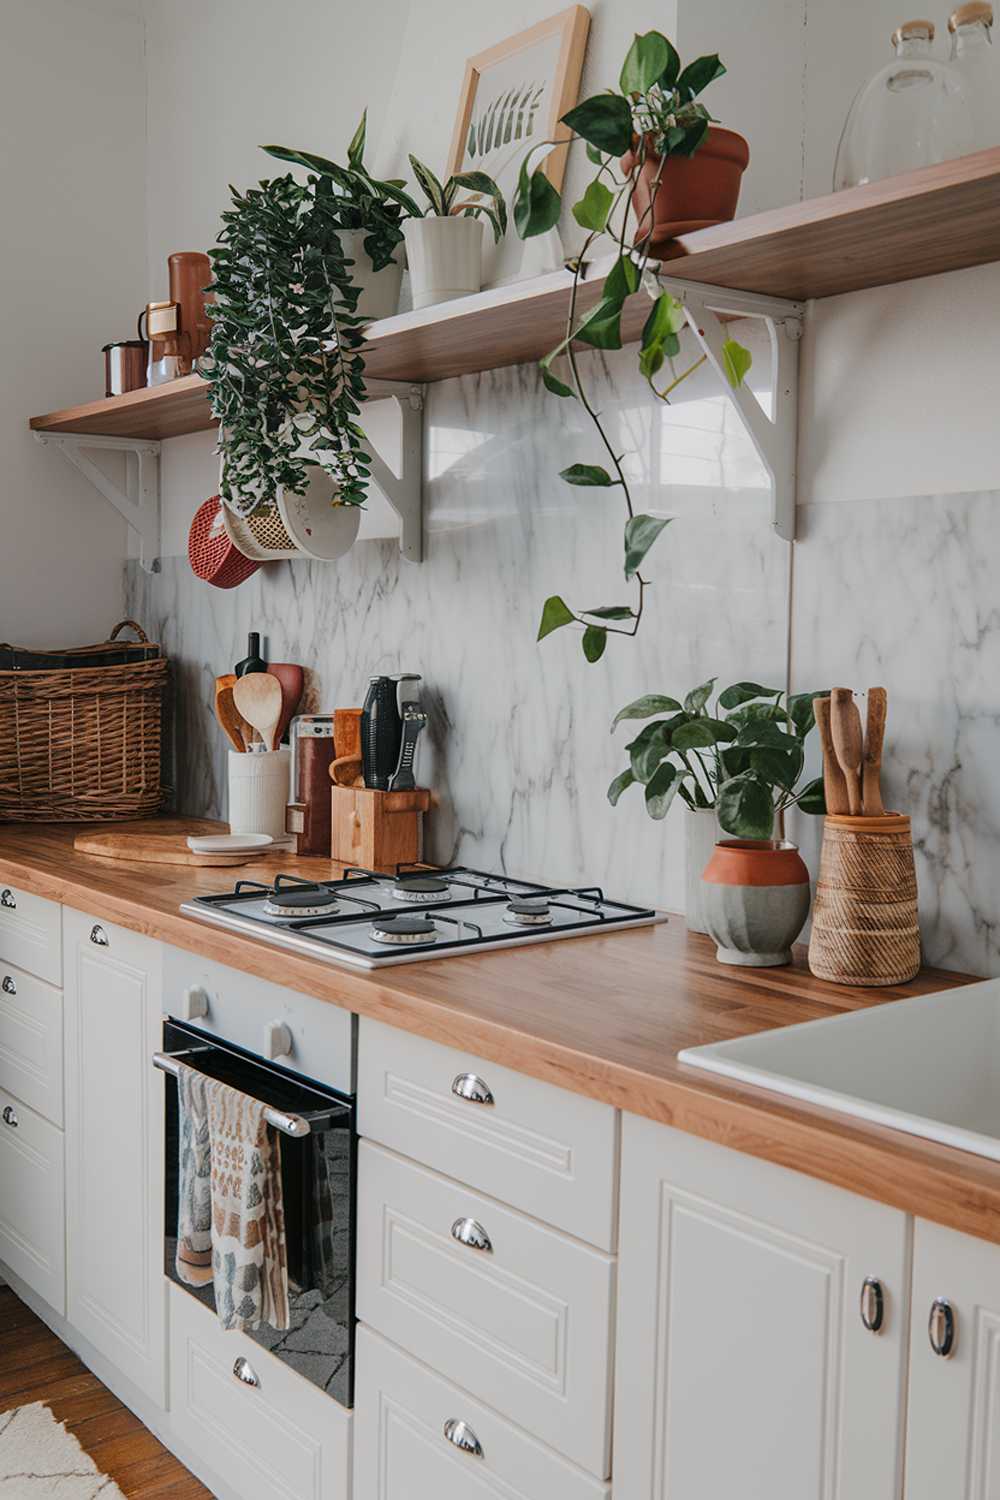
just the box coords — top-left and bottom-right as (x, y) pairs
(808, 814), (920, 986)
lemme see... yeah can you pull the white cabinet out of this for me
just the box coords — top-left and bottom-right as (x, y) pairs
(0, 882), (61, 986)
(0, 960), (63, 1125)
(64, 908), (166, 1407)
(905, 1218), (1000, 1499)
(0, 1083), (65, 1312)
(614, 1113), (911, 1500)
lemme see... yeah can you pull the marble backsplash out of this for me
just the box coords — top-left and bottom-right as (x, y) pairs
(127, 337), (789, 915)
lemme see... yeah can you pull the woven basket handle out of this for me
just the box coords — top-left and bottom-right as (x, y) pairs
(107, 619), (149, 644)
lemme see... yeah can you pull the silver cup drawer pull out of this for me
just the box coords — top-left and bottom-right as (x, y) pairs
(929, 1297), (956, 1358)
(232, 1356), (260, 1388)
(860, 1276), (884, 1333)
(2, 1105), (18, 1128)
(89, 925), (109, 947)
(451, 1217), (493, 1253)
(443, 1418), (484, 1458)
(451, 1072), (494, 1106)
(1, 976), (15, 996)
(0, 890), (15, 910)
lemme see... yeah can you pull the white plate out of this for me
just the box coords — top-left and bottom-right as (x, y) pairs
(186, 834), (275, 854)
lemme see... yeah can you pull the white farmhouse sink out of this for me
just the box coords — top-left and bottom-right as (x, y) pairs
(679, 978), (1000, 1161)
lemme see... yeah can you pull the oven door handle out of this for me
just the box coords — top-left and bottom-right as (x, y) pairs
(152, 1050), (313, 1138)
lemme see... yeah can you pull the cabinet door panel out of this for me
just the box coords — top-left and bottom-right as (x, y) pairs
(64, 910), (165, 1406)
(0, 1086), (64, 1312)
(614, 1113), (909, 1500)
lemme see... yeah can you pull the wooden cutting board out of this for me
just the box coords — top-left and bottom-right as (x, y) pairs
(73, 831), (266, 867)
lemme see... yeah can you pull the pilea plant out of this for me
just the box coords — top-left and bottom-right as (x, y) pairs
(609, 681), (828, 838)
(513, 30), (752, 663)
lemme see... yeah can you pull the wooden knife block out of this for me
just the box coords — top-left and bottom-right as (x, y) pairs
(331, 785), (431, 871)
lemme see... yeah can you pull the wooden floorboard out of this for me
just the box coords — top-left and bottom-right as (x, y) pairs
(0, 1287), (213, 1497)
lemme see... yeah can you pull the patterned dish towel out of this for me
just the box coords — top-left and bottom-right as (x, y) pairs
(176, 1065), (213, 1287)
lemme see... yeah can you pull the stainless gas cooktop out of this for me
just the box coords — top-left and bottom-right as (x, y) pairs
(180, 867), (665, 968)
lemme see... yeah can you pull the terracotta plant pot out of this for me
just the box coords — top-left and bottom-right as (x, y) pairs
(621, 126), (750, 251)
(701, 839), (810, 968)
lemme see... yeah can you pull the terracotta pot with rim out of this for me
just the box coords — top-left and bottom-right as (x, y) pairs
(621, 126), (750, 251)
(701, 838), (811, 968)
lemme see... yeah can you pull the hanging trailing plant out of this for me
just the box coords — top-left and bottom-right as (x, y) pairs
(514, 30), (752, 663)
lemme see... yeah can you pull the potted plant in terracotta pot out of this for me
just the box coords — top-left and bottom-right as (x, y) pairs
(400, 157), (506, 309)
(609, 680), (826, 949)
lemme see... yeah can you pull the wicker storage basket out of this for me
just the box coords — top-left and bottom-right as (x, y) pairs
(808, 813), (920, 986)
(0, 620), (168, 823)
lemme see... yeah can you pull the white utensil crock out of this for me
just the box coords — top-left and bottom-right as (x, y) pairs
(685, 805), (721, 934)
(228, 748), (290, 839)
(403, 216), (485, 309)
(338, 229), (404, 321)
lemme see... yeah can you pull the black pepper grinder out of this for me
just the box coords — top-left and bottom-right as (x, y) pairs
(235, 631), (266, 677)
(361, 675), (402, 790)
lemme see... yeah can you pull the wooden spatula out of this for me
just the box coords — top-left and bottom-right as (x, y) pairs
(830, 687), (863, 816)
(862, 687), (888, 816)
(267, 663), (304, 747)
(814, 696), (849, 816)
(233, 671), (283, 751)
(215, 675), (251, 752)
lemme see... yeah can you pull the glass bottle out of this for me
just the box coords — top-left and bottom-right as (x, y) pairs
(948, 2), (1000, 147)
(834, 20), (975, 190)
(234, 632), (266, 677)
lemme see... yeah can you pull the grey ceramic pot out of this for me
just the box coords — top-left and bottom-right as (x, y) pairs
(701, 839), (811, 968)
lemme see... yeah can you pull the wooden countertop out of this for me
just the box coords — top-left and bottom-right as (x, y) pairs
(2, 820), (996, 1243)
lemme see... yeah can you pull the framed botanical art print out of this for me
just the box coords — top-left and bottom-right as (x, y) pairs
(446, 5), (591, 286)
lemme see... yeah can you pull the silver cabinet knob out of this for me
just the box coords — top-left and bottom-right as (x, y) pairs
(89, 925), (109, 947)
(0, 890), (15, 910)
(929, 1298), (956, 1358)
(452, 1072), (494, 1106)
(451, 1217), (493, 1253)
(860, 1277), (885, 1333)
(443, 1418), (483, 1458)
(1, 976), (15, 996)
(232, 1356), (260, 1388)
(2, 1105), (18, 1128)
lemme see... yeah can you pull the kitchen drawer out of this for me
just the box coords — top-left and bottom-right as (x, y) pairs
(355, 1325), (610, 1500)
(0, 1086), (65, 1314)
(0, 960), (63, 1126)
(358, 1018), (617, 1249)
(0, 883), (60, 986)
(357, 1141), (615, 1478)
(169, 1285), (351, 1500)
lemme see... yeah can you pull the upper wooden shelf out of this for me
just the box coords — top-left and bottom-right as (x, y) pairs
(29, 148), (1000, 440)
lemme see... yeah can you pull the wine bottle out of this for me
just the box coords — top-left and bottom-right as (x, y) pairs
(235, 631), (266, 677)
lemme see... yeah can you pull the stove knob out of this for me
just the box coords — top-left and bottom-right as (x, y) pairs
(263, 1020), (293, 1061)
(181, 985), (210, 1022)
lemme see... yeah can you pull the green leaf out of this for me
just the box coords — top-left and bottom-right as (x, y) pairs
(561, 94), (633, 157)
(624, 514), (671, 578)
(726, 701), (792, 730)
(718, 681), (781, 710)
(582, 625), (607, 662)
(611, 694), (683, 730)
(560, 463), (615, 487)
(261, 144), (342, 177)
(537, 595), (576, 641)
(748, 743), (804, 790)
(736, 719), (796, 750)
(717, 771), (775, 840)
(585, 142), (606, 165)
(607, 768), (635, 806)
(514, 164), (561, 239)
(620, 32), (672, 95)
(684, 678), (716, 714)
(645, 760), (682, 820)
(638, 342), (665, 381)
(364, 176), (423, 216)
(796, 776), (827, 815)
(603, 255), (640, 305)
(627, 721), (671, 783)
(573, 178), (614, 232)
(721, 337), (753, 389)
(451, 169), (504, 200)
(788, 690), (827, 739)
(574, 298), (623, 350)
(540, 362), (575, 398)
(676, 54), (726, 101)
(672, 116), (710, 156)
(583, 605), (633, 620)
(409, 154), (446, 215)
(657, 39), (682, 90)
(642, 291), (686, 349)
(347, 110), (367, 170)
(672, 717), (738, 750)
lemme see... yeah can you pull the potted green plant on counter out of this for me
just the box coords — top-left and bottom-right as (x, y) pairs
(609, 680), (826, 940)
(514, 29), (752, 662)
(401, 157), (507, 308)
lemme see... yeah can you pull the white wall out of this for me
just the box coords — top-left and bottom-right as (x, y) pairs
(0, 0), (147, 646)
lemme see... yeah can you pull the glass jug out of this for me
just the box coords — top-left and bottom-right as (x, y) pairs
(949, 2), (1000, 148)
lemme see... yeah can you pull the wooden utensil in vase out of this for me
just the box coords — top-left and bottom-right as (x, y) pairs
(233, 671), (283, 751)
(215, 674), (251, 751)
(814, 696), (849, 816)
(862, 687), (888, 816)
(330, 707), (364, 787)
(267, 663), (304, 746)
(830, 687), (864, 816)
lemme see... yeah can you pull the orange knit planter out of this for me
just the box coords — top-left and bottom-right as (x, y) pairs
(621, 126), (750, 250)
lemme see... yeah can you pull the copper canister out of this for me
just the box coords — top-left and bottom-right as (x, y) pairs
(168, 251), (213, 373)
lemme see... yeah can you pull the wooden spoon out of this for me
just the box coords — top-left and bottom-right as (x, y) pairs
(830, 687), (863, 816)
(814, 696), (849, 816)
(863, 687), (888, 817)
(330, 754), (364, 787)
(215, 675), (251, 752)
(233, 671), (283, 751)
(267, 663), (304, 747)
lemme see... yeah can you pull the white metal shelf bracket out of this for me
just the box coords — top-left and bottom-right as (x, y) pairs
(363, 383), (424, 563)
(34, 431), (162, 573)
(656, 276), (804, 542)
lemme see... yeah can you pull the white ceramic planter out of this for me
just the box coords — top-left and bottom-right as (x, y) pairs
(403, 216), (485, 309)
(339, 229), (403, 321)
(228, 748), (290, 839)
(685, 806), (720, 934)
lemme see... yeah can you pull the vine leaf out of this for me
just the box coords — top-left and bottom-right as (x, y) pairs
(721, 337), (753, 388)
(573, 179), (614, 232)
(620, 32), (673, 95)
(583, 605), (633, 620)
(611, 694), (683, 730)
(582, 625), (607, 662)
(537, 595), (576, 641)
(560, 463), (616, 486)
(540, 362), (575, 398)
(624, 514), (671, 577)
(574, 298), (623, 350)
(561, 94), (633, 156)
(645, 761), (682, 820)
(607, 768), (635, 806)
(684, 678), (717, 713)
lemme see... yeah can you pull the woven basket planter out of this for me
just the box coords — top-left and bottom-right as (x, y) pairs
(0, 620), (168, 823)
(808, 813), (920, 986)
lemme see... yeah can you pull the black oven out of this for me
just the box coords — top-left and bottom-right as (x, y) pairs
(160, 1017), (356, 1407)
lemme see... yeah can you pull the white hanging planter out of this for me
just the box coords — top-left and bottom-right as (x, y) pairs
(338, 229), (403, 322)
(276, 467), (361, 560)
(403, 215), (485, 310)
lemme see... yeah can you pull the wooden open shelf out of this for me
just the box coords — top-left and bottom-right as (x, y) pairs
(30, 147), (1000, 441)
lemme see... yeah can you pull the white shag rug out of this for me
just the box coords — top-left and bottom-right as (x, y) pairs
(0, 1402), (126, 1497)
